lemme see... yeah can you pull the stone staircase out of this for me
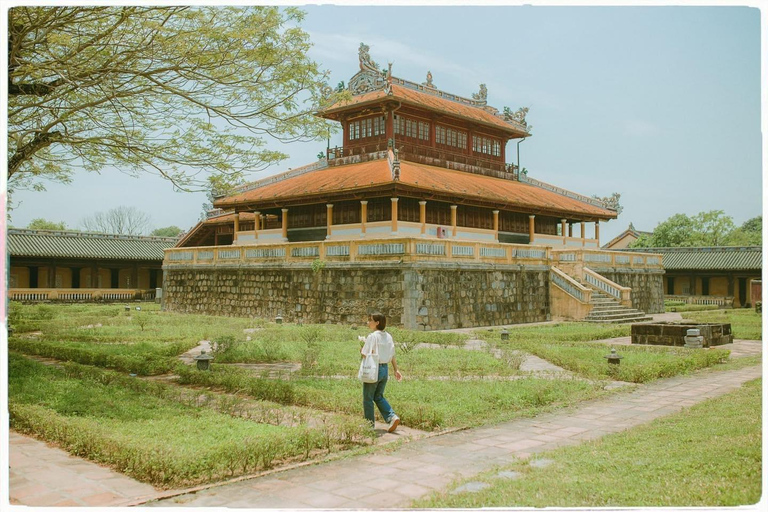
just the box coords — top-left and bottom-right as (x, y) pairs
(584, 290), (653, 324)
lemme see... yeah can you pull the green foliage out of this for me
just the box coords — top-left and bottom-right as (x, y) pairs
(8, 6), (339, 195)
(417, 378), (762, 508)
(150, 225), (183, 237)
(311, 258), (327, 273)
(175, 364), (297, 405)
(665, 304), (719, 312)
(211, 334), (242, 356)
(26, 218), (67, 230)
(630, 210), (760, 248)
(9, 338), (179, 375)
(298, 326), (323, 371)
(726, 215), (762, 246)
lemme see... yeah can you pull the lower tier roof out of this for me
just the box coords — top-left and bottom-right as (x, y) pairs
(215, 158), (617, 221)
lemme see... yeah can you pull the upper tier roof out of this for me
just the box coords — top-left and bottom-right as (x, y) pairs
(320, 84), (530, 138)
(318, 43), (530, 138)
(214, 157), (617, 221)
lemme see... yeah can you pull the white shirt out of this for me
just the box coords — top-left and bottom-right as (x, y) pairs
(362, 330), (395, 364)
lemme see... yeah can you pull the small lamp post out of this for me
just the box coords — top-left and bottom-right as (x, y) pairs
(275, 315), (283, 325)
(604, 348), (623, 365)
(194, 350), (214, 371)
(501, 329), (510, 341)
(124, 305), (130, 312)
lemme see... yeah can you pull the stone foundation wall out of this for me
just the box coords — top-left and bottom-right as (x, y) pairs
(163, 263), (550, 330)
(591, 268), (665, 314)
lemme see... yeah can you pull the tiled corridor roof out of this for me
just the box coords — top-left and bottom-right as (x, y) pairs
(7, 229), (177, 261)
(624, 246), (762, 271)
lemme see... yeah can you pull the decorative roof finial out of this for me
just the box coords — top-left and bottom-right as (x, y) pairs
(358, 42), (379, 74)
(472, 84), (487, 103)
(424, 70), (434, 88)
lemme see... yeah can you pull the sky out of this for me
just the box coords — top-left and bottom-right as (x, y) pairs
(5, 3), (764, 245)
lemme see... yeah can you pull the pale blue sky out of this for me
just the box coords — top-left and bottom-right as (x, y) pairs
(7, 5), (763, 244)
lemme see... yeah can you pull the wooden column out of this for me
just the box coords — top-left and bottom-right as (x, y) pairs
(528, 215), (535, 244)
(493, 210), (499, 241)
(430, 117), (437, 148)
(391, 198), (399, 234)
(450, 205), (458, 237)
(581, 221), (586, 246)
(254, 211), (260, 240)
(419, 201), (427, 236)
(281, 208), (288, 241)
(233, 212), (240, 243)
(360, 201), (368, 236)
(561, 219), (567, 245)
(594, 221), (600, 246)
(326, 204), (333, 239)
(131, 263), (138, 290)
(568, 223), (573, 237)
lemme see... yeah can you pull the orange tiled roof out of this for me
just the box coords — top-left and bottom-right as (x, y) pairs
(216, 159), (616, 220)
(321, 84), (528, 137)
(204, 212), (256, 224)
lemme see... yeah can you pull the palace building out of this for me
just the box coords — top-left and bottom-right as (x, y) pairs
(164, 44), (663, 329)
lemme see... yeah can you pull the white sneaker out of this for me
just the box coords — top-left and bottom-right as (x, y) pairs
(387, 415), (400, 433)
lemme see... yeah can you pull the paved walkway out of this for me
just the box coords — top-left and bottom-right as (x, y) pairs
(9, 349), (760, 507)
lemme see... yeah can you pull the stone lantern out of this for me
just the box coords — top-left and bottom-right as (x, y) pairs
(500, 329), (510, 341)
(194, 350), (214, 371)
(275, 315), (283, 325)
(604, 348), (623, 365)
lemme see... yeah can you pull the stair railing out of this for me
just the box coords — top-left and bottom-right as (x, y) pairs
(551, 267), (592, 303)
(583, 267), (631, 305)
(550, 267), (593, 321)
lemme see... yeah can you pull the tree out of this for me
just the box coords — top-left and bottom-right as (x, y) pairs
(80, 206), (151, 235)
(8, 6), (337, 199)
(27, 218), (67, 230)
(150, 226), (183, 237)
(630, 210), (748, 248)
(726, 216), (762, 246)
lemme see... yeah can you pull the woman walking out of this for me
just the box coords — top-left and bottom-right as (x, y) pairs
(361, 313), (402, 432)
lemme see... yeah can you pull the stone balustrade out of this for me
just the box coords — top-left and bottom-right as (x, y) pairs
(164, 237), (553, 267)
(552, 248), (663, 270)
(7, 288), (156, 302)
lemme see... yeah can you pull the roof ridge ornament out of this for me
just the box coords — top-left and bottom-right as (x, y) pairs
(348, 43), (388, 95)
(471, 84), (488, 105)
(423, 71), (435, 89)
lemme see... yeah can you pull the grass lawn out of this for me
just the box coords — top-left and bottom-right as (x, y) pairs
(474, 323), (730, 383)
(681, 308), (762, 340)
(9, 354), (371, 488)
(415, 378), (762, 508)
(7, 302), (759, 488)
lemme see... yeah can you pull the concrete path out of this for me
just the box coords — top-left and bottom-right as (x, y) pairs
(8, 342), (761, 508)
(8, 432), (157, 507)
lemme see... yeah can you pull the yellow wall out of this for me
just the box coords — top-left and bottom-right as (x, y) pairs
(710, 277), (729, 297)
(9, 267), (29, 288)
